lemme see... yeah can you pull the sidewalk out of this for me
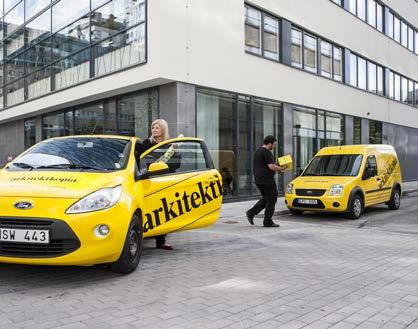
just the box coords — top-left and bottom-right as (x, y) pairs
(220, 180), (418, 219)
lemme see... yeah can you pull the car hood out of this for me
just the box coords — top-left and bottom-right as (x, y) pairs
(0, 170), (125, 199)
(292, 176), (357, 189)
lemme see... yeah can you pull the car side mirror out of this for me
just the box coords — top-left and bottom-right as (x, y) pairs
(148, 162), (169, 175)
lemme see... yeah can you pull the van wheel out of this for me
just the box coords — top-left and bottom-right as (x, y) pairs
(388, 187), (401, 210)
(290, 209), (304, 215)
(347, 194), (363, 220)
(110, 214), (143, 274)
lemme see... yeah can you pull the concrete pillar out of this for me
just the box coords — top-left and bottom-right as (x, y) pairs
(35, 115), (43, 142)
(282, 103), (293, 190)
(345, 115), (354, 145)
(361, 118), (369, 144)
(281, 19), (292, 66)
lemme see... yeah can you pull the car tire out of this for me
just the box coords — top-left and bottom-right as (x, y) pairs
(347, 194), (363, 220)
(388, 187), (401, 210)
(290, 209), (304, 215)
(110, 213), (143, 274)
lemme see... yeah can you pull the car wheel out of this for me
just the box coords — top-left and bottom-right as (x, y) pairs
(290, 209), (304, 215)
(347, 194), (363, 220)
(110, 213), (143, 274)
(388, 187), (401, 210)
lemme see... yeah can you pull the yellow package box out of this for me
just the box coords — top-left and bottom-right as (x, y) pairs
(277, 154), (293, 171)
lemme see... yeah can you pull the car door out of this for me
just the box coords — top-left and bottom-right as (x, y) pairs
(137, 138), (223, 238)
(362, 155), (381, 207)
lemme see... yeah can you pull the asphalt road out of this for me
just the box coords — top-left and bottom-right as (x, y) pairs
(0, 192), (417, 329)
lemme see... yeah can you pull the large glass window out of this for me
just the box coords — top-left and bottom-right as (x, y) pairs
(74, 104), (105, 135)
(6, 78), (24, 107)
(293, 107), (316, 176)
(263, 15), (279, 60)
(353, 117), (361, 144)
(237, 96), (251, 196)
(408, 27), (414, 52)
(369, 120), (382, 144)
(5, 28), (25, 59)
(320, 41), (332, 78)
(415, 82), (418, 107)
(53, 49), (90, 90)
(349, 0), (357, 15)
(291, 28), (302, 68)
(401, 77), (408, 103)
(26, 9), (51, 47)
(407, 80), (414, 106)
(394, 16), (401, 43)
(244, 5), (261, 55)
(367, 0), (376, 28)
(303, 33), (317, 73)
(357, 57), (366, 90)
(377, 66), (383, 96)
(26, 40), (52, 75)
(25, 0), (50, 20)
(52, 0), (90, 33)
(387, 12), (394, 38)
(401, 21), (408, 47)
(27, 66), (51, 99)
(389, 71), (394, 99)
(394, 73), (400, 101)
(43, 112), (66, 139)
(6, 52), (25, 84)
(376, 3), (383, 32)
(326, 112), (344, 146)
(4, 0), (24, 36)
(333, 46), (342, 82)
(350, 53), (357, 87)
(24, 117), (36, 149)
(367, 62), (376, 93)
(357, 0), (366, 21)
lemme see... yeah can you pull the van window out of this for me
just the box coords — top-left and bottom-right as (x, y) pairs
(364, 155), (378, 176)
(303, 154), (363, 176)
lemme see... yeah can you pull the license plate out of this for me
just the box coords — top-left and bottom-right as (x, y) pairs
(0, 228), (49, 244)
(298, 199), (318, 205)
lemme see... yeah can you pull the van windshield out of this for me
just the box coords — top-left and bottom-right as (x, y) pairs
(303, 154), (363, 177)
(9, 138), (131, 172)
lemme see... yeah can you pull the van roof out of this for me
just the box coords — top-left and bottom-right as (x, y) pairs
(317, 144), (395, 156)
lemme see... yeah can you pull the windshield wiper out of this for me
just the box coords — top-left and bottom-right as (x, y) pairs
(10, 162), (35, 170)
(36, 164), (108, 171)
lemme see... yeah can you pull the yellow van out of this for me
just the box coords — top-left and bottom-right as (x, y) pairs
(285, 145), (402, 219)
(0, 136), (222, 273)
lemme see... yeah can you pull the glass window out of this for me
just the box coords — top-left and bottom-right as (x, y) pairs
(52, 0), (90, 33)
(394, 16), (400, 42)
(394, 73), (400, 101)
(367, 62), (376, 93)
(244, 6), (261, 55)
(349, 0), (357, 15)
(92, 0), (111, 10)
(333, 46), (342, 82)
(91, 0), (145, 43)
(350, 53), (357, 87)
(25, 0), (50, 20)
(291, 28), (302, 68)
(332, 0), (342, 5)
(27, 9), (51, 47)
(408, 27), (414, 52)
(53, 48), (90, 90)
(358, 57), (366, 90)
(389, 71), (394, 99)
(320, 41), (331, 78)
(52, 15), (90, 62)
(401, 77), (408, 103)
(26, 40), (52, 75)
(4, 28), (25, 59)
(326, 113), (344, 146)
(401, 21), (408, 47)
(93, 24), (146, 77)
(415, 82), (418, 107)
(26, 66), (51, 100)
(117, 90), (159, 138)
(237, 96), (251, 196)
(303, 154), (363, 177)
(376, 3), (383, 32)
(6, 52), (25, 84)
(407, 80), (414, 106)
(367, 0), (376, 27)
(357, 0), (366, 21)
(303, 33), (317, 73)
(387, 11), (394, 39)
(4, 0), (24, 36)
(377, 66), (383, 96)
(4, 0), (20, 14)
(263, 15), (279, 60)
(369, 120), (382, 144)
(74, 104), (104, 135)
(43, 112), (66, 138)
(6, 78), (24, 107)
(24, 118), (36, 149)
(416, 31), (418, 55)
(293, 107), (316, 176)
(353, 117), (361, 144)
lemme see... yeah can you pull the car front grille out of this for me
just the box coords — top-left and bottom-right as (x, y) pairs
(0, 217), (80, 258)
(295, 189), (326, 197)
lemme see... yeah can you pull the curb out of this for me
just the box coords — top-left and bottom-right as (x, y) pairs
(403, 188), (418, 196)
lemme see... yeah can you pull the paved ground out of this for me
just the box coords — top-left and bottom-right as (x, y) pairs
(1, 192), (418, 329)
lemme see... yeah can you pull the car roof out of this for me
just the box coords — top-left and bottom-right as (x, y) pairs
(46, 135), (134, 141)
(317, 144), (395, 156)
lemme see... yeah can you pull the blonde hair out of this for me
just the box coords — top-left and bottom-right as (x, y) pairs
(149, 119), (170, 143)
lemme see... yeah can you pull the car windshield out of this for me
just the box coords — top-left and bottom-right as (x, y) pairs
(303, 154), (363, 177)
(9, 138), (131, 172)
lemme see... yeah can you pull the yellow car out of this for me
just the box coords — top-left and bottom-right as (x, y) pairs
(0, 136), (222, 273)
(285, 145), (402, 219)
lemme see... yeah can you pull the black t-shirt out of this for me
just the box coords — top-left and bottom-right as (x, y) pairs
(253, 147), (275, 185)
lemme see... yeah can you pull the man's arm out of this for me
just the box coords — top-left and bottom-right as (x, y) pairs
(268, 163), (288, 172)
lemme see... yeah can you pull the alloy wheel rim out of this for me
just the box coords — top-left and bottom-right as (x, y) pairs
(129, 229), (138, 259)
(354, 199), (362, 217)
(394, 191), (400, 207)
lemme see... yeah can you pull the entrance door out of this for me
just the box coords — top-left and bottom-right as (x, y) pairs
(137, 139), (223, 238)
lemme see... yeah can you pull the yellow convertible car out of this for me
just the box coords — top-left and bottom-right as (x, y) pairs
(0, 136), (222, 273)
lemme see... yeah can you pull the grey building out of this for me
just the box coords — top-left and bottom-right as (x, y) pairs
(0, 0), (417, 200)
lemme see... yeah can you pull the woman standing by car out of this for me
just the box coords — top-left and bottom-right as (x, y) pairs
(138, 118), (174, 250)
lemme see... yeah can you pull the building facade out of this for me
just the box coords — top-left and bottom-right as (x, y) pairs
(0, 0), (417, 200)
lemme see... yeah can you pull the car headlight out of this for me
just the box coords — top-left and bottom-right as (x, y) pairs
(286, 183), (294, 194)
(66, 186), (122, 214)
(329, 184), (344, 196)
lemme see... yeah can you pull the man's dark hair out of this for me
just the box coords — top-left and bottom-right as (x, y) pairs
(263, 135), (277, 145)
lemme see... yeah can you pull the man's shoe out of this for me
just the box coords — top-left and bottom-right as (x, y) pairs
(246, 211), (254, 225)
(157, 244), (174, 250)
(263, 222), (280, 227)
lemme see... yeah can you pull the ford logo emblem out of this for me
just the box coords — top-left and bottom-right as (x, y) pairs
(307, 191), (313, 194)
(14, 201), (33, 210)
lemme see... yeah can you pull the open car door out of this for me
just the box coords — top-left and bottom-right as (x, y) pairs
(137, 138), (223, 238)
